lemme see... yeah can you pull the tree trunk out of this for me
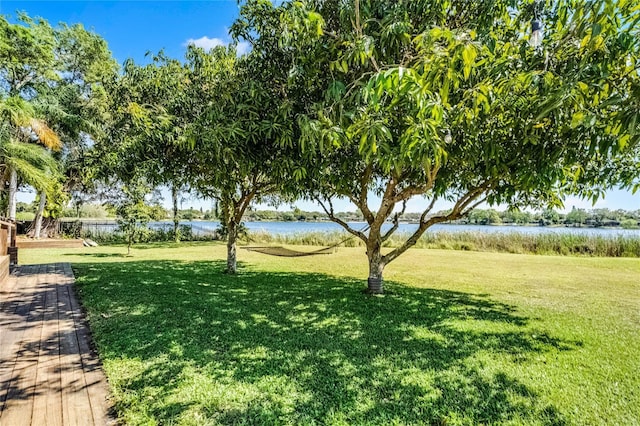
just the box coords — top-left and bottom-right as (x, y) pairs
(172, 185), (179, 242)
(226, 220), (238, 274)
(367, 254), (385, 294)
(366, 228), (385, 294)
(8, 168), (17, 221)
(34, 190), (46, 239)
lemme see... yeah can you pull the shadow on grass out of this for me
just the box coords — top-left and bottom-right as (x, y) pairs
(74, 260), (575, 425)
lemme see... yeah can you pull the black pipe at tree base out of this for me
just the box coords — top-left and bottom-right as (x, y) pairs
(367, 277), (384, 294)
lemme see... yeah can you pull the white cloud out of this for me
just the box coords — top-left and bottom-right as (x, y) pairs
(185, 36), (226, 51)
(184, 37), (251, 56)
(236, 41), (251, 56)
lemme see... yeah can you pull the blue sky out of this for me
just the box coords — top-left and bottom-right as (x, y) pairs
(4, 1), (639, 213)
(1, 0), (243, 64)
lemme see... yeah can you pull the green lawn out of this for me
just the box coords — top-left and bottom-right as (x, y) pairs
(20, 243), (640, 425)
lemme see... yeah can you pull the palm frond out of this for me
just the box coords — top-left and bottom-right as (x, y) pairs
(4, 141), (59, 174)
(1, 96), (62, 150)
(0, 96), (35, 127)
(6, 158), (57, 195)
(29, 118), (62, 150)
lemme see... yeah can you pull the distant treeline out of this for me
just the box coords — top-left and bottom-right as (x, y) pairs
(14, 201), (640, 229)
(245, 207), (640, 229)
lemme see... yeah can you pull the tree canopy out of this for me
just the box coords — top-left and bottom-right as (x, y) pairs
(186, 44), (297, 273)
(95, 42), (297, 270)
(235, 0), (640, 292)
(0, 13), (117, 237)
(3, 3), (639, 291)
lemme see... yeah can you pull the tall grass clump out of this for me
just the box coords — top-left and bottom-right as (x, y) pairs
(246, 229), (640, 257)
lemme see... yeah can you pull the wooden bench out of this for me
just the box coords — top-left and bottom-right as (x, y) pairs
(16, 239), (85, 249)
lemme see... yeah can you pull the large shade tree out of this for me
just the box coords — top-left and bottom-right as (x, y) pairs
(0, 14), (116, 237)
(239, 0), (640, 293)
(101, 53), (193, 241)
(33, 21), (118, 237)
(0, 15), (61, 222)
(94, 38), (295, 270)
(187, 44), (296, 273)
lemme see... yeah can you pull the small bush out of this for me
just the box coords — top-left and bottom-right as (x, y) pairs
(80, 224), (215, 244)
(16, 212), (36, 221)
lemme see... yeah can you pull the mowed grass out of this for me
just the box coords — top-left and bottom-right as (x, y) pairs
(20, 243), (640, 425)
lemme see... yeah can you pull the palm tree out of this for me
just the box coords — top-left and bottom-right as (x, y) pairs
(0, 96), (61, 229)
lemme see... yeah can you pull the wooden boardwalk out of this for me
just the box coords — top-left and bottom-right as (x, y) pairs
(0, 263), (112, 425)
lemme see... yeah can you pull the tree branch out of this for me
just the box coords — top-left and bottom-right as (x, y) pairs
(354, 0), (361, 37)
(352, 164), (375, 224)
(13, 71), (36, 94)
(418, 196), (438, 225)
(392, 164), (440, 203)
(235, 189), (256, 222)
(461, 197), (487, 217)
(393, 184), (428, 203)
(381, 199), (407, 242)
(316, 196), (368, 242)
(374, 176), (399, 229)
(353, 0), (379, 73)
(383, 182), (492, 264)
(343, 70), (377, 100)
(370, 56), (381, 73)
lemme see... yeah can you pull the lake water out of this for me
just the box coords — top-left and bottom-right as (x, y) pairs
(77, 220), (640, 237)
(116, 220), (640, 238)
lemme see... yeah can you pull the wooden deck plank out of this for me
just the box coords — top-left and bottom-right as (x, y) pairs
(0, 266), (42, 356)
(0, 268), (29, 371)
(63, 263), (112, 424)
(0, 266), (34, 358)
(0, 256), (10, 287)
(0, 265), (42, 415)
(0, 264), (47, 426)
(0, 263), (112, 426)
(57, 263), (94, 426)
(31, 264), (63, 426)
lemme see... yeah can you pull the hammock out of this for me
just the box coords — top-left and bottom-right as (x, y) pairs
(242, 246), (336, 257)
(242, 224), (371, 258)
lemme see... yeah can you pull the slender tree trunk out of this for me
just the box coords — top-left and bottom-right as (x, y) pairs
(8, 168), (17, 221)
(226, 219), (238, 274)
(365, 227), (385, 294)
(34, 190), (46, 239)
(172, 185), (179, 242)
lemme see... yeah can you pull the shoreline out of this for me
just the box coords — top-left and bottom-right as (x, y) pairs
(54, 218), (639, 232)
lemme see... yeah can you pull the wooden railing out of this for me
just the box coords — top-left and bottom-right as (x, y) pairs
(0, 218), (17, 285)
(1, 218), (18, 265)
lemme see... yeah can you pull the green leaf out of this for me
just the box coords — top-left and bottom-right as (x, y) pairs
(535, 97), (565, 121)
(462, 44), (476, 80)
(571, 112), (585, 128)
